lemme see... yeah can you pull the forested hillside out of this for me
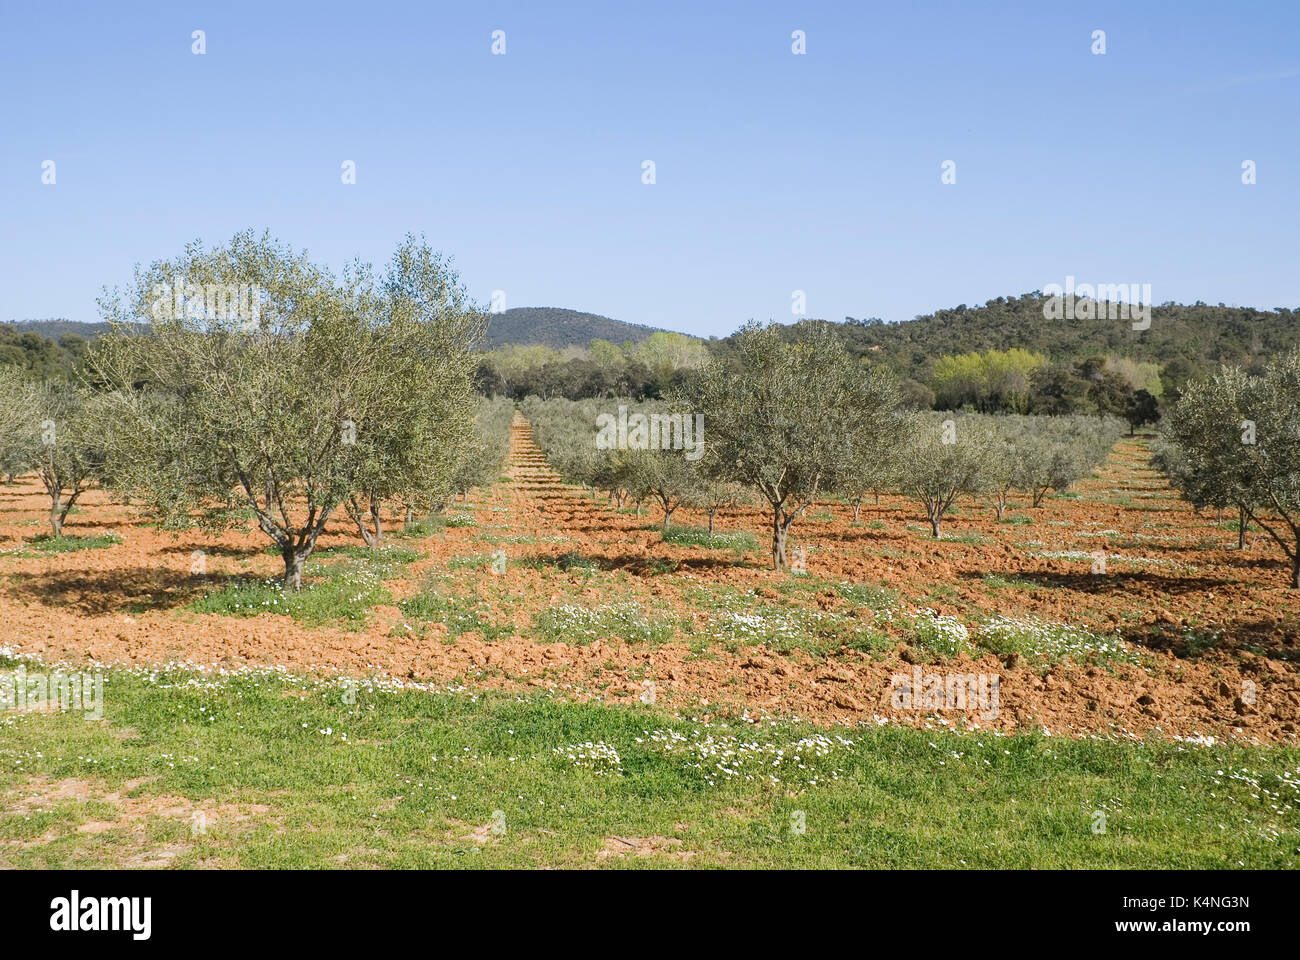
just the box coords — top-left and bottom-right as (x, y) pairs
(763, 294), (1299, 384)
(0, 322), (93, 378)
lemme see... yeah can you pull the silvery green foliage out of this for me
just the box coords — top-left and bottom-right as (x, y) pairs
(682, 320), (905, 569)
(895, 413), (996, 538)
(0, 374), (109, 536)
(874, 412), (1120, 534)
(91, 231), (484, 589)
(994, 413), (1122, 508)
(0, 368), (42, 481)
(1164, 351), (1300, 586)
(449, 396), (515, 499)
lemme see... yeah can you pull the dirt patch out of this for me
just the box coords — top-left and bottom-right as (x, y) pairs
(595, 835), (693, 861)
(4, 776), (270, 832)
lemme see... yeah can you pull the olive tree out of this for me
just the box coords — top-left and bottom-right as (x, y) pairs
(1012, 419), (1100, 508)
(0, 368), (41, 483)
(636, 446), (703, 534)
(1166, 354), (1300, 585)
(448, 397), (515, 501)
(837, 431), (902, 521)
(983, 418), (1021, 521)
(897, 414), (994, 538)
(341, 238), (486, 546)
(1154, 366), (1253, 535)
(0, 373), (107, 537)
(32, 384), (109, 537)
(683, 321), (903, 570)
(697, 477), (748, 535)
(91, 231), (483, 589)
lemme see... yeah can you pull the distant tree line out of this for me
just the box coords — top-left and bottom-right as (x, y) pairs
(0, 323), (90, 380)
(476, 331), (710, 400)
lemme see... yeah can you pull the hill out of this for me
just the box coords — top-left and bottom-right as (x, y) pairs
(5, 318), (113, 341)
(740, 293), (1300, 383)
(485, 307), (667, 349)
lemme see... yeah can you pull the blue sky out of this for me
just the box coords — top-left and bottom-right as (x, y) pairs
(2, 0), (1297, 338)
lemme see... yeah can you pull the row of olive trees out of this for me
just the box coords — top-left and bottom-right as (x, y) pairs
(1156, 349), (1300, 587)
(524, 322), (1122, 569)
(890, 412), (1123, 537)
(522, 396), (748, 533)
(0, 231), (490, 590)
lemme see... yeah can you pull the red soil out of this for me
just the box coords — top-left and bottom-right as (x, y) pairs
(1, 415), (1297, 743)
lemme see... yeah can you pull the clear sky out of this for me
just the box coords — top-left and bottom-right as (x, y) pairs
(2, 0), (1297, 338)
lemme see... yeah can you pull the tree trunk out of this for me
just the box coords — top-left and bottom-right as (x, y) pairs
(771, 509), (789, 571)
(661, 506), (674, 534)
(707, 508), (717, 535)
(928, 506), (941, 539)
(1293, 550), (1300, 590)
(852, 500), (862, 523)
(1238, 504), (1248, 550)
(283, 545), (310, 592)
(49, 489), (63, 537)
(368, 496), (383, 548)
(404, 507), (414, 532)
(347, 497), (380, 548)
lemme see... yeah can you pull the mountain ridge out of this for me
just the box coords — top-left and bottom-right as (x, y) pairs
(484, 307), (670, 349)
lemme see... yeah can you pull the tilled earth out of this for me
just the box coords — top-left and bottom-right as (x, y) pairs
(2, 414), (1298, 743)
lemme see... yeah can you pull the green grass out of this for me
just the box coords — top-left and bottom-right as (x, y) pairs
(397, 576), (513, 642)
(445, 553), (497, 573)
(977, 616), (1137, 667)
(1, 653), (1296, 868)
(517, 551), (604, 573)
(315, 543), (423, 567)
(393, 515), (446, 538)
(981, 573), (1042, 592)
(2, 532), (123, 556)
(533, 603), (677, 646)
(662, 525), (759, 553)
(905, 609), (973, 658)
(835, 582), (899, 614)
(700, 590), (892, 659)
(190, 549), (413, 627)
